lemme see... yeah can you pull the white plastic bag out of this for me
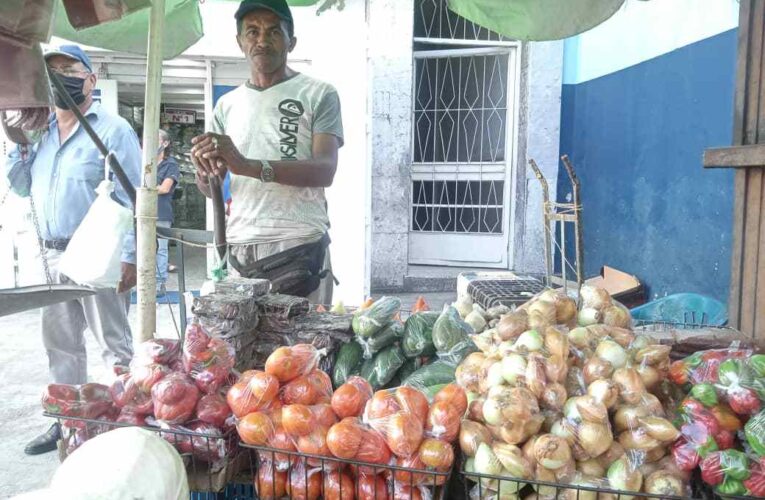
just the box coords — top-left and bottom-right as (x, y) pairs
(59, 179), (132, 288)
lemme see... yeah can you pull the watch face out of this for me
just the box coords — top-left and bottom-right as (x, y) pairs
(261, 163), (275, 182)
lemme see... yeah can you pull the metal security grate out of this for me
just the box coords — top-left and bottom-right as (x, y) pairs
(467, 278), (545, 309)
(414, 0), (510, 42)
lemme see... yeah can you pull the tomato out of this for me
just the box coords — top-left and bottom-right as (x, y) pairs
(255, 463), (288, 500)
(418, 438), (454, 470)
(281, 375), (319, 406)
(392, 485), (423, 500)
(333, 377), (373, 419)
(266, 344), (320, 383)
(311, 370), (334, 404)
(313, 404), (339, 428)
(237, 411), (276, 446)
(297, 426), (334, 467)
(425, 402), (460, 442)
(227, 371), (279, 418)
(280, 404), (314, 438)
(287, 466), (322, 500)
(327, 418), (364, 459)
(672, 438), (701, 472)
(354, 428), (393, 474)
(395, 386), (429, 425)
(356, 473), (389, 500)
(263, 425), (296, 469)
(669, 361), (690, 386)
(433, 384), (468, 417)
(711, 404), (742, 432)
(367, 390), (401, 421)
(714, 429), (735, 450)
(323, 471), (355, 500)
(385, 412), (424, 458)
(727, 387), (762, 415)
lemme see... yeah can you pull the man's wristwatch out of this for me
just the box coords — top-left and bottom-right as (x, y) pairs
(260, 160), (275, 183)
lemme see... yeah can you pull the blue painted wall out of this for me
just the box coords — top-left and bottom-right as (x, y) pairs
(557, 29), (737, 303)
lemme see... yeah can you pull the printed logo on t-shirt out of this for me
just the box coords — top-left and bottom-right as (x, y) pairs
(278, 99), (304, 161)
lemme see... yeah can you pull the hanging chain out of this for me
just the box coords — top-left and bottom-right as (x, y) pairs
(28, 194), (53, 285)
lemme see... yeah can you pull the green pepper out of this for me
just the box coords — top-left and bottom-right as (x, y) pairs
(719, 450), (751, 481)
(717, 477), (748, 496)
(745, 410), (765, 456)
(750, 354), (765, 378)
(719, 359), (745, 386)
(691, 383), (719, 407)
(685, 352), (703, 369)
(698, 436), (720, 459)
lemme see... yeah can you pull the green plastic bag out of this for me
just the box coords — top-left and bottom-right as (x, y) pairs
(402, 312), (439, 358)
(352, 296), (402, 338)
(402, 361), (456, 392)
(333, 341), (363, 388)
(432, 306), (474, 354)
(360, 344), (405, 390)
(358, 321), (404, 359)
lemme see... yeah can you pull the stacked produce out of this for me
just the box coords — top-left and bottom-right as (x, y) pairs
(235, 343), (464, 499)
(669, 349), (765, 497)
(42, 322), (237, 466)
(456, 286), (688, 499)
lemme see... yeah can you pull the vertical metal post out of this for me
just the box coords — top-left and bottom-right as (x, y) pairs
(135, 0), (166, 344)
(528, 160), (552, 288)
(177, 234), (187, 336)
(562, 155), (584, 292)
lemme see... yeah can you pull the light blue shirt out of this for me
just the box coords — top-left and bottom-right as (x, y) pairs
(4, 102), (141, 264)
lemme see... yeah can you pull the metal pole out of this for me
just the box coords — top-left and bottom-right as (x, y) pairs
(135, 0), (166, 345)
(561, 155), (584, 292)
(528, 160), (553, 288)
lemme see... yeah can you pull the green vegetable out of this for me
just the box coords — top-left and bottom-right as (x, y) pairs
(691, 383), (719, 407)
(358, 321), (404, 359)
(397, 357), (423, 383)
(750, 354), (765, 378)
(698, 436), (720, 459)
(719, 359), (752, 387)
(333, 341), (363, 388)
(745, 410), (765, 456)
(402, 312), (439, 358)
(717, 477), (747, 496)
(432, 306), (474, 354)
(684, 352), (703, 369)
(352, 296), (402, 338)
(719, 450), (751, 481)
(402, 360), (456, 391)
(437, 338), (478, 367)
(422, 384), (448, 401)
(360, 344), (405, 390)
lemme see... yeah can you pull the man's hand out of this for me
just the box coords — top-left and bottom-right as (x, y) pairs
(191, 133), (252, 177)
(116, 262), (136, 293)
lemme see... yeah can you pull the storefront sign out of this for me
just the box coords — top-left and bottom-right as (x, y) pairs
(163, 108), (196, 124)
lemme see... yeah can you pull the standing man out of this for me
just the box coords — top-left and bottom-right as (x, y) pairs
(191, 0), (343, 304)
(4, 45), (141, 455)
(155, 129), (180, 295)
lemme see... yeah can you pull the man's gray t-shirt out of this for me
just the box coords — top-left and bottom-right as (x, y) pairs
(212, 73), (343, 244)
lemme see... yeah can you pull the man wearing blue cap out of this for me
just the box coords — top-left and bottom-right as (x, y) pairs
(191, 0), (343, 304)
(4, 45), (141, 455)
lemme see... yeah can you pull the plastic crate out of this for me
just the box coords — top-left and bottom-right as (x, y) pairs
(630, 293), (727, 326)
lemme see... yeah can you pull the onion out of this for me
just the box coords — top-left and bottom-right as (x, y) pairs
(629, 334), (652, 351)
(463, 457), (475, 474)
(453, 295), (474, 318)
(487, 425), (503, 441)
(522, 436), (537, 463)
(487, 305), (511, 320)
(544, 327), (569, 359)
(468, 397), (485, 422)
(578, 307), (601, 326)
(523, 414), (545, 439)
(644, 445), (666, 463)
(499, 421), (526, 445)
(556, 296), (578, 324)
(541, 383), (568, 411)
(528, 300), (556, 324)
(500, 353), (527, 385)
(542, 412), (559, 433)
(575, 397), (609, 424)
(482, 396), (503, 426)
(533, 464), (558, 497)
(496, 340), (516, 358)
(514, 330), (544, 352)
(551, 418), (577, 445)
(585, 324), (611, 342)
(657, 455), (691, 482)
(524, 354), (547, 398)
(580, 285), (612, 310)
(460, 421), (492, 457)
(644, 471), (685, 496)
(636, 364), (661, 391)
(577, 421), (613, 458)
(595, 339), (627, 369)
(466, 310), (488, 333)
(583, 357), (614, 385)
(634, 345), (672, 366)
(528, 311), (552, 332)
(496, 311), (528, 341)
(577, 458), (605, 477)
(486, 361), (505, 389)
(618, 429), (661, 450)
(558, 474), (601, 500)
(612, 367), (646, 405)
(483, 387), (538, 426)
(639, 460), (661, 478)
(492, 443), (533, 479)
(568, 327), (591, 349)
(533, 434), (572, 470)
(563, 397), (584, 423)
(462, 351), (487, 370)
(638, 417), (680, 442)
(606, 326), (635, 348)
(456, 363), (484, 393)
(474, 442), (503, 476)
(587, 380), (619, 409)
(470, 333), (496, 355)
(607, 456), (643, 500)
(565, 367), (586, 397)
(571, 441), (590, 462)
(640, 393), (665, 416)
(602, 303), (631, 329)
(544, 354), (568, 384)
(596, 441), (625, 470)
(554, 459), (577, 483)
(613, 405), (650, 433)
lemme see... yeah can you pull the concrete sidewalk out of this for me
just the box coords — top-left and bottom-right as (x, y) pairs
(0, 247), (455, 496)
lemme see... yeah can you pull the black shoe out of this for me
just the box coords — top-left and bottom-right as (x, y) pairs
(24, 423), (61, 455)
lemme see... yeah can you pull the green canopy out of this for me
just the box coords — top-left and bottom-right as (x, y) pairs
(51, 0), (320, 60)
(447, 0), (625, 41)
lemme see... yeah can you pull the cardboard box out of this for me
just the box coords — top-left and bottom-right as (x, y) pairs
(586, 266), (645, 308)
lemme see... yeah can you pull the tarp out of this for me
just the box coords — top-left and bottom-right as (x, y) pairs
(447, 0), (625, 41)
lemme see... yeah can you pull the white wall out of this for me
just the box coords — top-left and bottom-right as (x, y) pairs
(193, 1), (369, 304)
(564, 0), (739, 85)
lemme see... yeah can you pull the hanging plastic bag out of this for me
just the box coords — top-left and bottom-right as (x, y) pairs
(59, 169), (133, 288)
(61, 0), (152, 30)
(0, 0), (55, 47)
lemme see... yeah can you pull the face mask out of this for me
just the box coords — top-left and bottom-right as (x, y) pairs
(51, 74), (88, 110)
(156, 144), (165, 155)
